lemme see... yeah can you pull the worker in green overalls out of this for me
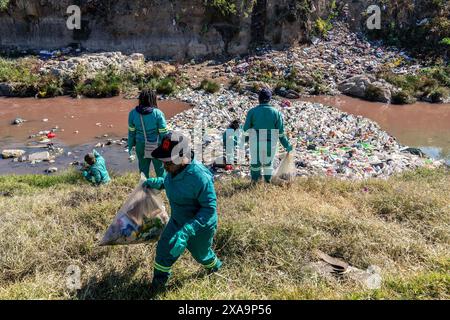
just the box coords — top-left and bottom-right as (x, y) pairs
(128, 89), (169, 178)
(244, 89), (293, 183)
(222, 119), (243, 168)
(143, 133), (222, 292)
(82, 150), (111, 186)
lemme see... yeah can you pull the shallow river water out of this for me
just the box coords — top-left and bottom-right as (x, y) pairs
(0, 96), (191, 175)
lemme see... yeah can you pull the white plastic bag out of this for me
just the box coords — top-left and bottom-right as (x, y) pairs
(273, 152), (296, 183)
(99, 174), (169, 246)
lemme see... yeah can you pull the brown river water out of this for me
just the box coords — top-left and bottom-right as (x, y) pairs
(0, 96), (191, 175)
(0, 95), (449, 175)
(0, 96), (190, 146)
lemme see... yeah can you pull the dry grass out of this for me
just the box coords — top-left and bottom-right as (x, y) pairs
(0, 168), (449, 300)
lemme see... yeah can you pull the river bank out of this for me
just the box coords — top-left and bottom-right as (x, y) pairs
(1, 24), (449, 104)
(1, 21), (448, 177)
(302, 95), (450, 165)
(0, 89), (447, 177)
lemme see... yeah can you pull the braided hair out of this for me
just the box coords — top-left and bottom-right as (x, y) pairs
(139, 89), (158, 108)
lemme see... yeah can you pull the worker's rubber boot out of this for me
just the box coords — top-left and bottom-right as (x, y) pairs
(207, 258), (223, 274)
(150, 271), (170, 295)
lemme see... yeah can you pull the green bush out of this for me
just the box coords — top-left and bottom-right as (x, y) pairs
(391, 90), (416, 105)
(156, 77), (176, 95)
(314, 18), (333, 38)
(367, 2), (450, 57)
(364, 84), (387, 102)
(75, 67), (122, 98)
(275, 80), (301, 93)
(428, 87), (450, 103)
(380, 65), (450, 103)
(198, 79), (221, 93)
(37, 75), (64, 98)
(0, 57), (40, 85)
(0, 0), (9, 11)
(205, 0), (237, 17)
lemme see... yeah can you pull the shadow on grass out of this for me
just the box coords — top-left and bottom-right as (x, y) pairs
(76, 263), (210, 300)
(76, 263), (154, 300)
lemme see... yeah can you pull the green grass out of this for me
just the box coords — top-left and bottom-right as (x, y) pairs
(0, 167), (449, 300)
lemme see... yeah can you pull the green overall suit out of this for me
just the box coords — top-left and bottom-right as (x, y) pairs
(128, 107), (169, 178)
(243, 103), (293, 182)
(145, 159), (222, 287)
(82, 150), (111, 185)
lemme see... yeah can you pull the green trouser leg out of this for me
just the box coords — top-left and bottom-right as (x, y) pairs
(136, 142), (151, 178)
(136, 142), (165, 179)
(153, 219), (221, 287)
(250, 163), (262, 182)
(250, 140), (276, 183)
(153, 219), (178, 287)
(262, 163), (274, 183)
(186, 225), (221, 271)
(152, 158), (165, 178)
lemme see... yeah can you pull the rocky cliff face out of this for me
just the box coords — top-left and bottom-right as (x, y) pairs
(0, 0), (333, 59)
(0, 0), (448, 59)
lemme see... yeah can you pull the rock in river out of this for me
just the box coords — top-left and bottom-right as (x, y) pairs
(338, 75), (393, 103)
(2, 149), (26, 159)
(28, 151), (51, 162)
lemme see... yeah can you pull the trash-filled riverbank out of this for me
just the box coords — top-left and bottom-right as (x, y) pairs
(0, 89), (446, 178)
(170, 89), (444, 180)
(2, 23), (449, 104)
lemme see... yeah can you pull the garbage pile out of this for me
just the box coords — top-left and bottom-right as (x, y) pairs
(41, 52), (146, 78)
(221, 23), (422, 97)
(169, 89), (443, 180)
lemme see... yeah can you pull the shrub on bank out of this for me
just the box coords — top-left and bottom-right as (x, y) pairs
(380, 65), (450, 103)
(364, 84), (387, 102)
(156, 77), (176, 95)
(391, 90), (416, 105)
(0, 0), (9, 11)
(428, 87), (450, 103)
(0, 57), (41, 96)
(75, 67), (122, 98)
(198, 79), (221, 94)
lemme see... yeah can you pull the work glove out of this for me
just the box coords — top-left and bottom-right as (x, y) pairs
(169, 224), (196, 258)
(143, 178), (159, 189)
